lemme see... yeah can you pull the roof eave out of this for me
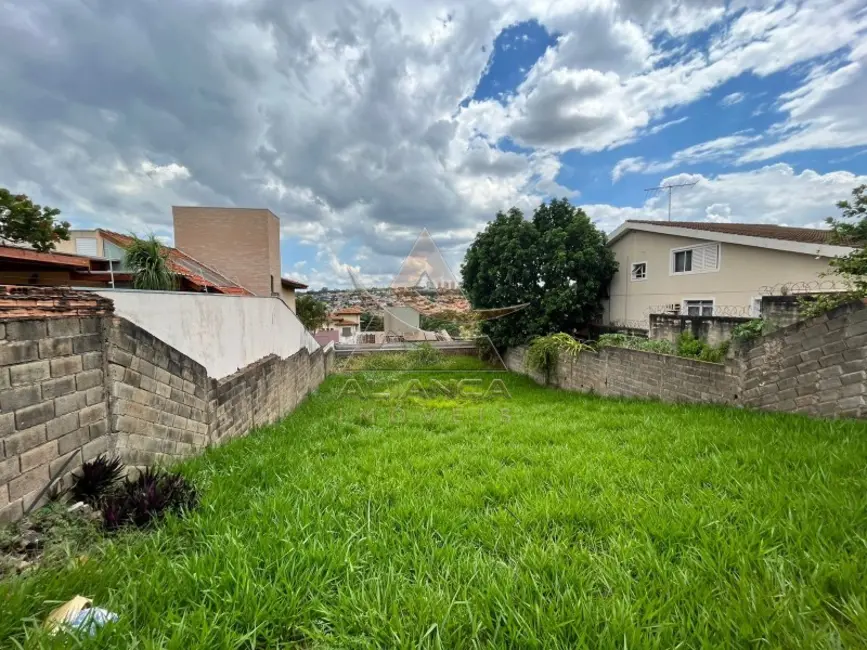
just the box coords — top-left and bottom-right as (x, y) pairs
(607, 221), (855, 258)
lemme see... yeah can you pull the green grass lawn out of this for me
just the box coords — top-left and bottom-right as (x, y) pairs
(3, 368), (867, 648)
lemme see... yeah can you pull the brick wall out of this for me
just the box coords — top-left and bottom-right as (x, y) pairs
(505, 345), (737, 405)
(108, 318), (333, 470)
(106, 318), (210, 469)
(0, 315), (110, 522)
(507, 301), (867, 418)
(1, 297), (334, 522)
(738, 302), (867, 418)
(210, 348), (324, 444)
(173, 206), (276, 297)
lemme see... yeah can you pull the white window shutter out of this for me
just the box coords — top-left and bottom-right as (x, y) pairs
(691, 244), (719, 272)
(703, 244), (719, 271)
(75, 238), (98, 256)
(692, 245), (706, 271)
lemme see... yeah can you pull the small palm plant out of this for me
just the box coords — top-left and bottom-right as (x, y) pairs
(124, 234), (178, 291)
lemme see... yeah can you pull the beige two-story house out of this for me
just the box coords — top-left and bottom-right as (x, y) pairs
(603, 221), (855, 328)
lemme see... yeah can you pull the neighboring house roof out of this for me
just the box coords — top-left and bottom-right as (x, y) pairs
(281, 277), (308, 290)
(608, 220), (855, 258)
(334, 307), (362, 314)
(99, 230), (253, 295)
(0, 245), (94, 269)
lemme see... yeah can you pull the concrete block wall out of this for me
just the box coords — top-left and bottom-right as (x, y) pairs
(209, 348), (324, 444)
(106, 317), (210, 469)
(738, 301), (867, 418)
(1, 297), (333, 523)
(507, 301), (867, 419)
(0, 316), (110, 522)
(649, 313), (752, 347)
(505, 345), (736, 405)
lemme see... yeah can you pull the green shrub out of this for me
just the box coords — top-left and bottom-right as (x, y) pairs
(526, 333), (594, 384)
(596, 334), (675, 355)
(598, 331), (729, 363)
(732, 319), (767, 343)
(408, 342), (444, 368)
(798, 292), (863, 319)
(699, 341), (730, 363)
(676, 332), (704, 358)
(596, 333), (630, 347)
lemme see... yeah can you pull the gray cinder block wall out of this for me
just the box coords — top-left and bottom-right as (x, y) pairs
(737, 301), (867, 417)
(0, 317), (112, 522)
(507, 301), (867, 418)
(106, 317), (331, 470)
(2, 300), (334, 523)
(649, 313), (752, 347)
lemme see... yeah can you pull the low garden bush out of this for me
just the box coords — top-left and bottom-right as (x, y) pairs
(525, 333), (594, 383)
(596, 333), (675, 355)
(70, 454), (125, 507)
(596, 332), (730, 363)
(731, 318), (768, 343)
(101, 467), (198, 531)
(70, 456), (198, 531)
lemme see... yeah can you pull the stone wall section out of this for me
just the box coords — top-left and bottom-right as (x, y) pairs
(507, 301), (866, 419)
(0, 316), (110, 522)
(505, 345), (736, 405)
(106, 317), (210, 469)
(738, 302), (867, 418)
(1, 307), (333, 522)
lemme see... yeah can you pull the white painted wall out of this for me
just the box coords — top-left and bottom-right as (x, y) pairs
(96, 290), (319, 379)
(384, 306), (420, 334)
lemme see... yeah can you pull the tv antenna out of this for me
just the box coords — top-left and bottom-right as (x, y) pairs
(644, 181), (698, 221)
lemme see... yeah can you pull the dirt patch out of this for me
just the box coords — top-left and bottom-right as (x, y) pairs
(1, 502), (102, 579)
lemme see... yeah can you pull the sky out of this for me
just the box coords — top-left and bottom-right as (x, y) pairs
(2, 0), (867, 290)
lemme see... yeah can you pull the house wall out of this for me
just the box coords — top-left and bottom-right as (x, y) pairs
(508, 302), (867, 419)
(172, 207), (276, 297)
(95, 290), (319, 379)
(280, 286), (297, 312)
(1, 288), (335, 523)
(55, 230), (106, 257)
(605, 230), (834, 326)
(384, 307), (420, 333)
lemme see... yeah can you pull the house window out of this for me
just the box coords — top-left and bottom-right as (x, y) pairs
(671, 244), (719, 274)
(683, 300), (714, 316)
(673, 249), (692, 273)
(630, 262), (647, 281)
(342, 327), (352, 337)
(75, 237), (98, 256)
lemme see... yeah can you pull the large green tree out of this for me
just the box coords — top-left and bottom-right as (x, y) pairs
(420, 313), (460, 338)
(0, 187), (70, 252)
(828, 184), (867, 294)
(360, 311), (384, 332)
(462, 199), (617, 348)
(296, 294), (328, 332)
